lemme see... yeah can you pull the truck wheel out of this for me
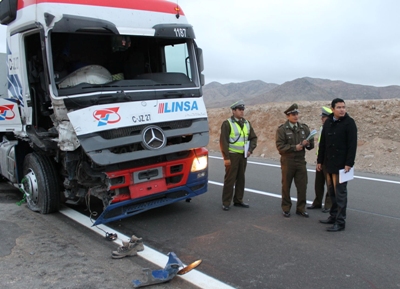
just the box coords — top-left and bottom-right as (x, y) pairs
(22, 152), (61, 214)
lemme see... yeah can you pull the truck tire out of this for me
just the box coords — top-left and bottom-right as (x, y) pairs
(22, 152), (61, 214)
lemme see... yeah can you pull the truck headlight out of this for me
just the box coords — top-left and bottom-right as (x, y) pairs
(191, 156), (208, 172)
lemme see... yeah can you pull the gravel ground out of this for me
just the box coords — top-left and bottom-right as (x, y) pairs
(207, 99), (400, 176)
(0, 183), (199, 289)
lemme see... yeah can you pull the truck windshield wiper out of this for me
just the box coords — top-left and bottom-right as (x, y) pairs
(90, 93), (131, 105)
(163, 92), (184, 98)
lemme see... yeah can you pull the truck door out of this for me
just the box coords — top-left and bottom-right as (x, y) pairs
(18, 30), (53, 130)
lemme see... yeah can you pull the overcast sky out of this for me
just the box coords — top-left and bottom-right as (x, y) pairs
(1, 0), (399, 87)
(177, 0), (400, 87)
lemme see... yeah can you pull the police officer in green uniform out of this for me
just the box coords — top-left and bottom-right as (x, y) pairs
(276, 103), (314, 218)
(308, 106), (332, 212)
(220, 100), (258, 211)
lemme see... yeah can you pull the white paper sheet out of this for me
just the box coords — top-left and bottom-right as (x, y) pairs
(306, 129), (318, 141)
(244, 142), (249, 158)
(339, 167), (354, 183)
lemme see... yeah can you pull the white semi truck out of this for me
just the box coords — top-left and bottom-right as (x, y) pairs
(0, 0), (209, 225)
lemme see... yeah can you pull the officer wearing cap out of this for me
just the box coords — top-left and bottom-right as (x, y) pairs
(308, 106), (332, 212)
(220, 100), (258, 211)
(276, 103), (314, 218)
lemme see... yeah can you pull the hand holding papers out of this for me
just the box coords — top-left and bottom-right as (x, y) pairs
(306, 129), (318, 141)
(339, 167), (354, 183)
(244, 141), (250, 158)
(298, 129), (317, 149)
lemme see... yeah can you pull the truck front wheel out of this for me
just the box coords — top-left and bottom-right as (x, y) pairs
(22, 153), (61, 214)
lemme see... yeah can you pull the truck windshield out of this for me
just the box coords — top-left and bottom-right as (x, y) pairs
(50, 32), (198, 96)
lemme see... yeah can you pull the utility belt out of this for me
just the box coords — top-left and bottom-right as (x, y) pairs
(280, 151), (305, 159)
(229, 151), (244, 155)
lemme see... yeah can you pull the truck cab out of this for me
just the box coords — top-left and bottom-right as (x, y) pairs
(0, 0), (208, 225)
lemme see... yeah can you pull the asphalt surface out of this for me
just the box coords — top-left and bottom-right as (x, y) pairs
(105, 154), (400, 289)
(1, 153), (400, 289)
(0, 182), (200, 289)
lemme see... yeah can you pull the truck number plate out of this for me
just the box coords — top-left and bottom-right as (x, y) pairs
(132, 113), (151, 124)
(174, 28), (187, 37)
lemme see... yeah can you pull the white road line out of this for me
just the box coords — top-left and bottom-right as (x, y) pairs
(208, 180), (309, 204)
(209, 156), (400, 185)
(59, 206), (235, 289)
(208, 180), (400, 220)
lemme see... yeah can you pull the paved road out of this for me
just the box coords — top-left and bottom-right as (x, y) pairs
(106, 153), (400, 289)
(2, 153), (399, 289)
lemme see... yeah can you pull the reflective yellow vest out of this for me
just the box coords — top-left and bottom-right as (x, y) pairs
(316, 125), (322, 155)
(228, 118), (250, 153)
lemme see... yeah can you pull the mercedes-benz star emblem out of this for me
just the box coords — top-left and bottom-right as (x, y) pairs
(142, 125), (166, 150)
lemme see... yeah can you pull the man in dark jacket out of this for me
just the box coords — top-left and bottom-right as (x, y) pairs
(317, 98), (357, 232)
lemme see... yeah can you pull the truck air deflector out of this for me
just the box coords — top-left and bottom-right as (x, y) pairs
(52, 14), (118, 34)
(153, 24), (195, 39)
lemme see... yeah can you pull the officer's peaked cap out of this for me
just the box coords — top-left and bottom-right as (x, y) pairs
(230, 100), (245, 109)
(320, 106), (332, 116)
(284, 103), (299, 115)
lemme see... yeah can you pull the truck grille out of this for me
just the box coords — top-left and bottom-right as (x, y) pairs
(80, 118), (209, 166)
(98, 120), (193, 139)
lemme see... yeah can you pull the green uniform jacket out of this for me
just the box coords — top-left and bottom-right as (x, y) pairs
(220, 116), (258, 160)
(276, 120), (314, 158)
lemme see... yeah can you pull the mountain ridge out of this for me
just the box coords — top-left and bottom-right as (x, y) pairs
(203, 77), (400, 108)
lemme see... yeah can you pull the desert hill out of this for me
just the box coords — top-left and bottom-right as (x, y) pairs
(204, 78), (400, 108)
(206, 98), (400, 177)
(203, 80), (278, 108)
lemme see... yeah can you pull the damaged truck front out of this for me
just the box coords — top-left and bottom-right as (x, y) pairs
(0, 0), (209, 225)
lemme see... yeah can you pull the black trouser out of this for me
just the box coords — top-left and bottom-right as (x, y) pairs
(222, 152), (247, 206)
(313, 164), (331, 209)
(326, 173), (347, 226)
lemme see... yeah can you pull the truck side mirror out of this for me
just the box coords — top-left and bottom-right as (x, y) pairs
(196, 47), (205, 86)
(200, 74), (205, 87)
(0, 0), (18, 25)
(196, 47), (204, 72)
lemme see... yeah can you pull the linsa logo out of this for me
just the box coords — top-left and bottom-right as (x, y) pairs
(0, 105), (16, 120)
(93, 107), (121, 126)
(158, 101), (198, 113)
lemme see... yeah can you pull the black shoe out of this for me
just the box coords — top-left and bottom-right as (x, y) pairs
(233, 202), (250, 208)
(319, 218), (335, 224)
(282, 211), (290, 218)
(222, 205), (230, 211)
(296, 211), (309, 218)
(307, 205), (322, 209)
(327, 223), (345, 232)
(322, 208), (330, 213)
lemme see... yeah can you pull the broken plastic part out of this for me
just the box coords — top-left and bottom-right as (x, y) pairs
(132, 252), (201, 287)
(177, 259), (202, 275)
(105, 232), (117, 241)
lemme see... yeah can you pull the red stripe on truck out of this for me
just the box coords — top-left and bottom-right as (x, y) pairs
(18, 0), (184, 15)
